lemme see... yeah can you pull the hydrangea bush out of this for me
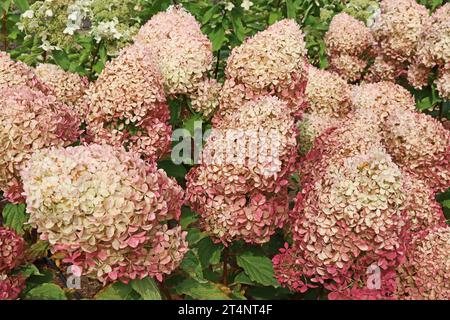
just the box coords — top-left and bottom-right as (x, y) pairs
(0, 0), (448, 301)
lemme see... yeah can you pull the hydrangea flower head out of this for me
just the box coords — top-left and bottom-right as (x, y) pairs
(0, 86), (81, 202)
(0, 228), (25, 273)
(35, 63), (89, 115)
(382, 109), (450, 192)
(187, 96), (297, 244)
(371, 0), (429, 63)
(22, 144), (187, 283)
(134, 5), (213, 95)
(217, 19), (308, 118)
(396, 227), (450, 300)
(86, 45), (171, 161)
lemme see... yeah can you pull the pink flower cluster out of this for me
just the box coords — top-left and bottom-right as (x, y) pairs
(325, 13), (373, 82)
(85, 45), (172, 161)
(0, 51), (49, 93)
(0, 85), (81, 203)
(325, 1), (449, 100)
(0, 227), (26, 300)
(371, 0), (429, 63)
(21, 144), (187, 284)
(134, 5), (213, 96)
(366, 0), (429, 83)
(383, 109), (450, 193)
(215, 19), (308, 122)
(0, 227), (25, 273)
(274, 78), (449, 299)
(0, 274), (25, 300)
(186, 96), (297, 244)
(410, 3), (450, 98)
(396, 227), (449, 300)
(35, 63), (89, 116)
(299, 67), (353, 146)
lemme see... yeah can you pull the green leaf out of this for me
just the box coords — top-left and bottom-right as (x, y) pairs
(246, 286), (292, 300)
(417, 96), (433, 110)
(157, 160), (187, 179)
(180, 207), (199, 229)
(17, 264), (42, 278)
(2, 203), (28, 235)
(236, 251), (279, 287)
(168, 99), (182, 125)
(92, 60), (105, 75)
(95, 282), (133, 300)
(230, 289), (247, 300)
(186, 228), (208, 246)
(268, 11), (282, 25)
(181, 250), (206, 283)
(13, 0), (29, 12)
(2, 0), (11, 12)
(183, 113), (203, 137)
(442, 200), (450, 209)
(25, 283), (67, 300)
(52, 51), (71, 70)
(175, 279), (230, 300)
(197, 237), (223, 268)
(26, 240), (49, 261)
(210, 27), (226, 51)
(233, 272), (256, 286)
(231, 12), (245, 43)
(130, 277), (162, 300)
(286, 0), (296, 19)
(202, 5), (217, 24)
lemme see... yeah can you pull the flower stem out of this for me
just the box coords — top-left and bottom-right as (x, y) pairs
(2, 8), (7, 51)
(222, 247), (229, 286)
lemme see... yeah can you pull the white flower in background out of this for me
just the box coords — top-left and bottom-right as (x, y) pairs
(91, 18), (123, 43)
(45, 9), (53, 17)
(241, 0), (253, 11)
(367, 7), (381, 28)
(64, 0), (92, 35)
(225, 2), (235, 11)
(22, 10), (34, 19)
(40, 39), (57, 51)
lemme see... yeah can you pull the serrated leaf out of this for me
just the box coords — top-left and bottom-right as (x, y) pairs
(175, 279), (230, 300)
(130, 277), (162, 300)
(2, 203), (28, 235)
(181, 250), (206, 283)
(197, 237), (223, 268)
(236, 252), (279, 287)
(94, 282), (133, 300)
(233, 272), (256, 286)
(25, 283), (67, 300)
